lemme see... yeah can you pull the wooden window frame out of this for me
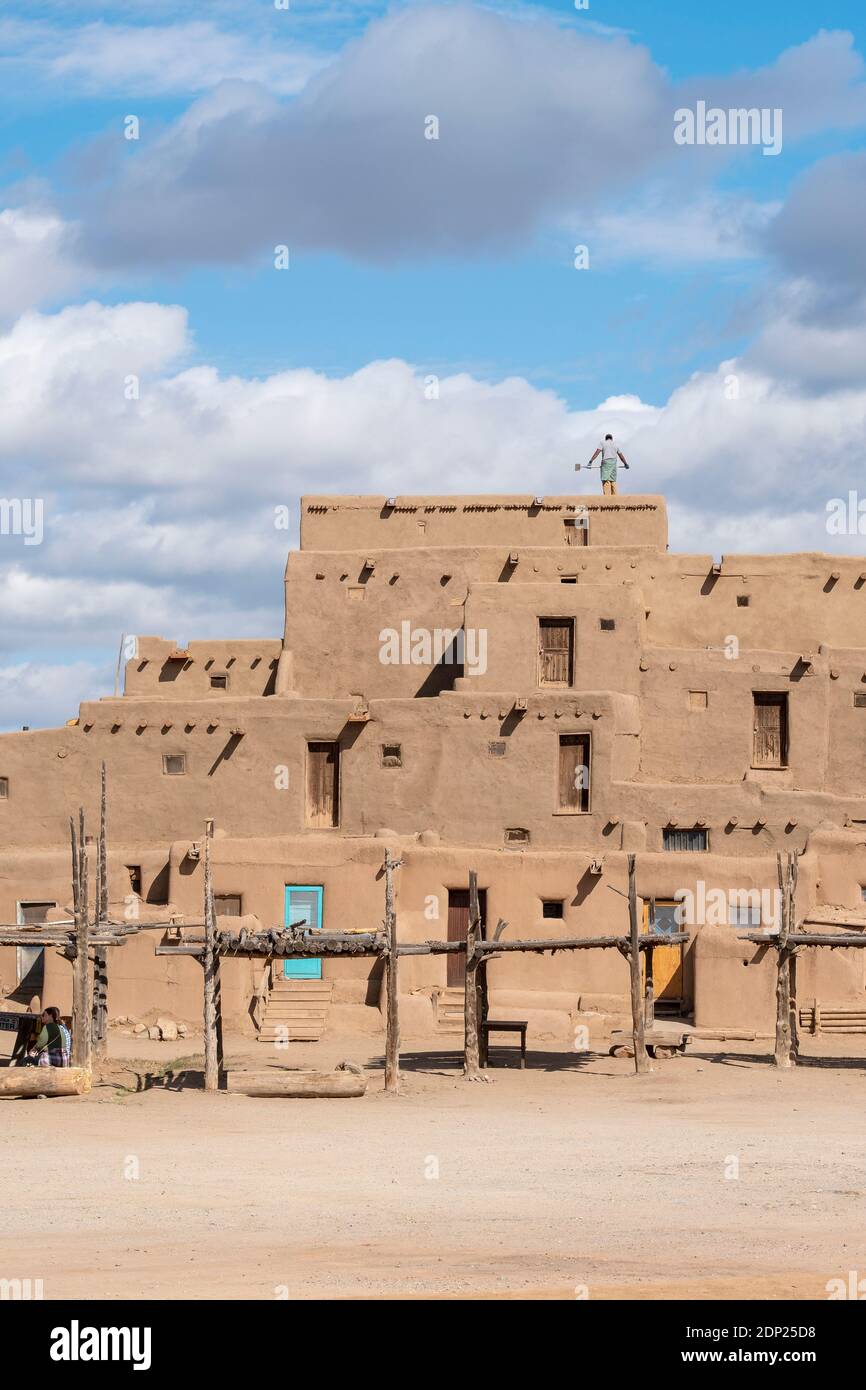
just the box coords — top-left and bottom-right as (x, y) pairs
(662, 827), (709, 852)
(162, 753), (187, 776)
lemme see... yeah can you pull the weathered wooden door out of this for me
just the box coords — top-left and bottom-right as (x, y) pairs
(447, 888), (487, 987)
(558, 734), (590, 812)
(644, 900), (683, 1004)
(306, 741), (340, 827)
(752, 694), (787, 768)
(538, 619), (573, 686)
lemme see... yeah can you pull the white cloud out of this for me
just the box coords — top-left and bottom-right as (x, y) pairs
(0, 208), (92, 323)
(0, 17), (327, 97)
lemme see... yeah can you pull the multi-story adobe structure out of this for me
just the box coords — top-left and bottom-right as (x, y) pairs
(1, 493), (865, 1041)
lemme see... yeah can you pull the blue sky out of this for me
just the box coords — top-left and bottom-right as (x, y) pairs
(0, 0), (865, 728)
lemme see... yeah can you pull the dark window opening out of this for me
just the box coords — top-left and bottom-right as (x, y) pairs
(737, 594), (751, 607)
(663, 827), (709, 851)
(163, 754), (186, 776)
(542, 900), (564, 919)
(0, 777), (7, 799)
(599, 618), (616, 631)
(854, 693), (866, 708)
(126, 865), (142, 895)
(488, 741), (506, 757)
(505, 827), (530, 844)
(215, 893), (242, 917)
(210, 673), (228, 690)
(381, 743), (402, 767)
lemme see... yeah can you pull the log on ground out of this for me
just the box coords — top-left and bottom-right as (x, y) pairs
(0, 1067), (92, 1098)
(224, 1070), (366, 1098)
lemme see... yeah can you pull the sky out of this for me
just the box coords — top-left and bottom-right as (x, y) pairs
(0, 0), (865, 729)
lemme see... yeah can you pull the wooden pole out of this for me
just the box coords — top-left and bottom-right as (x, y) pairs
(92, 762), (109, 1058)
(774, 851), (799, 1069)
(627, 855), (650, 1074)
(71, 812), (92, 1072)
(463, 871), (482, 1079)
(203, 818), (222, 1091)
(383, 848), (400, 1094)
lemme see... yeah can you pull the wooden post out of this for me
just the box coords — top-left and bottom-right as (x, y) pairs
(71, 812), (92, 1072)
(383, 848), (400, 1094)
(203, 819), (222, 1091)
(774, 851), (799, 1069)
(92, 762), (109, 1058)
(628, 855), (650, 1074)
(463, 871), (482, 1079)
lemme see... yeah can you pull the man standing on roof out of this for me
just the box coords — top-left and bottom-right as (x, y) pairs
(588, 433), (629, 496)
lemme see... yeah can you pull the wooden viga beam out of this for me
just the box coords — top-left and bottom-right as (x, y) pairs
(739, 932), (866, 948)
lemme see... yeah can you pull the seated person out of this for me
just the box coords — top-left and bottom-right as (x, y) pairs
(26, 1007), (70, 1067)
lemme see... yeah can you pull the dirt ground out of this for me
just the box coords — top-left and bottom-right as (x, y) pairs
(1, 1030), (865, 1301)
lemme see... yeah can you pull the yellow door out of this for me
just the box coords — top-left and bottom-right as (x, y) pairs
(643, 901), (684, 1001)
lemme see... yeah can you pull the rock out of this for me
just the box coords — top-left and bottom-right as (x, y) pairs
(176, 1022), (188, 1037)
(132, 1022), (146, 1035)
(147, 1026), (162, 1041)
(156, 1017), (178, 1041)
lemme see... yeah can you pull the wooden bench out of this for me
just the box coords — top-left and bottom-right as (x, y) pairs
(480, 1019), (527, 1069)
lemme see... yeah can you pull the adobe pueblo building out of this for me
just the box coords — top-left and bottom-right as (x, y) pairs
(1, 493), (865, 1042)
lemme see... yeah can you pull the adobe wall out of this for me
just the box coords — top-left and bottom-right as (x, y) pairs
(300, 495), (669, 551)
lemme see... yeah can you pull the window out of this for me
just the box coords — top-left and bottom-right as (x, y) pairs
(663, 827), (709, 851)
(16, 903), (54, 993)
(306, 741), (340, 827)
(861, 886), (866, 903)
(381, 743), (402, 767)
(538, 618), (574, 687)
(0, 777), (7, 799)
(752, 693), (788, 769)
(488, 741), (506, 757)
(542, 900), (564, 919)
(599, 618), (616, 631)
(210, 673), (228, 690)
(854, 693), (866, 708)
(505, 827), (530, 844)
(689, 690), (708, 710)
(163, 754), (186, 776)
(126, 865), (142, 896)
(215, 893), (242, 916)
(558, 733), (590, 812)
(564, 514), (588, 546)
(737, 594), (751, 607)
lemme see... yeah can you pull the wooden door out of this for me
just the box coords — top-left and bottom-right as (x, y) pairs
(558, 734), (590, 811)
(644, 901), (683, 1004)
(752, 694), (787, 768)
(447, 888), (487, 987)
(538, 619), (573, 686)
(306, 741), (340, 826)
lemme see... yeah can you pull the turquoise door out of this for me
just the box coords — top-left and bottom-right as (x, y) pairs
(284, 885), (323, 979)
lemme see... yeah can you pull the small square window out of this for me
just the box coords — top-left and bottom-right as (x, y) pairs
(210, 673), (228, 690)
(163, 754), (186, 776)
(381, 744), (402, 767)
(505, 827), (530, 845)
(488, 741), (506, 757)
(737, 594), (751, 607)
(599, 618), (616, 631)
(0, 777), (8, 799)
(854, 693), (866, 708)
(542, 900), (564, 919)
(689, 690), (708, 710)
(215, 893), (242, 916)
